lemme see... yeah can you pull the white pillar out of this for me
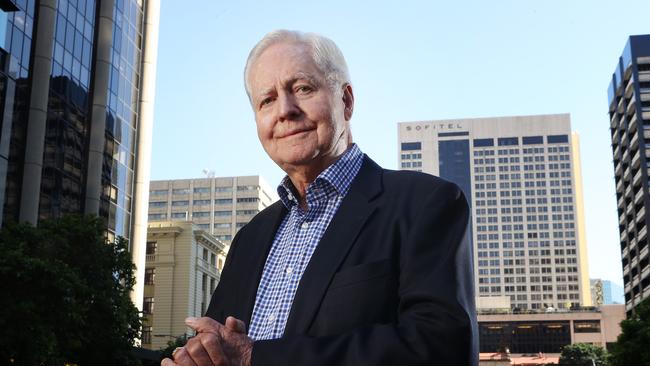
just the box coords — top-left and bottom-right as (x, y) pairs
(130, 0), (160, 310)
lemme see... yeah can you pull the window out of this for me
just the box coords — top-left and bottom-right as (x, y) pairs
(148, 213), (166, 220)
(401, 142), (421, 150)
(142, 326), (152, 344)
(237, 209), (259, 215)
(215, 223), (231, 229)
(522, 136), (543, 145)
(193, 199), (210, 206)
(193, 211), (210, 217)
(143, 297), (154, 314)
(573, 320), (601, 333)
(215, 186), (233, 192)
(473, 138), (494, 147)
(172, 188), (190, 195)
(172, 200), (189, 206)
(237, 185), (259, 191)
(149, 201), (166, 208)
(194, 187), (210, 194)
(498, 137), (519, 146)
(145, 268), (155, 285)
(237, 197), (260, 203)
(215, 198), (232, 204)
(171, 212), (187, 219)
(150, 189), (167, 196)
(146, 241), (157, 255)
(217, 235), (232, 241)
(547, 135), (569, 144)
(214, 210), (231, 216)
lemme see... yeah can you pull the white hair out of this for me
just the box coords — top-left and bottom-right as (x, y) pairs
(244, 30), (351, 100)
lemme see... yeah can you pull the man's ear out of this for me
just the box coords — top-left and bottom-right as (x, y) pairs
(342, 83), (354, 121)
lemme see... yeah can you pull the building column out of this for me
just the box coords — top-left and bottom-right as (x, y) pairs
(130, 0), (160, 309)
(84, 0), (115, 215)
(19, 0), (56, 225)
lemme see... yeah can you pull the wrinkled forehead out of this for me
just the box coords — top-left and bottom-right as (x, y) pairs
(249, 42), (324, 94)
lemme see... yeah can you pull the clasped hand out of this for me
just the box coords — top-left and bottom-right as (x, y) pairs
(161, 316), (253, 366)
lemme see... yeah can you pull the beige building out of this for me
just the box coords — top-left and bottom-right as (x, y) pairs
(148, 176), (278, 245)
(478, 304), (625, 354)
(398, 114), (591, 310)
(141, 221), (226, 350)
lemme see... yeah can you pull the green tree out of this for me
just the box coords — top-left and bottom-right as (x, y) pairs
(0, 215), (142, 365)
(559, 343), (609, 366)
(609, 297), (650, 366)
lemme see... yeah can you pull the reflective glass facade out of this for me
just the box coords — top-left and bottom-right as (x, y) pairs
(0, 0), (150, 246)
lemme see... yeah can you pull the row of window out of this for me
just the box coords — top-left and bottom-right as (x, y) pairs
(150, 197), (261, 207)
(150, 185), (260, 196)
(401, 161), (422, 168)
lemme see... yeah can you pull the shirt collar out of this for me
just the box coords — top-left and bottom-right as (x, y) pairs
(277, 144), (364, 209)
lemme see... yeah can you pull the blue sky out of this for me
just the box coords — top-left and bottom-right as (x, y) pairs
(151, 0), (650, 286)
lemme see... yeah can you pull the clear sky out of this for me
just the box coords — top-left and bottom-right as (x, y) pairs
(151, 0), (650, 287)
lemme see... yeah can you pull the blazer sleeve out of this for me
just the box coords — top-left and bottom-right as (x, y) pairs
(250, 182), (478, 366)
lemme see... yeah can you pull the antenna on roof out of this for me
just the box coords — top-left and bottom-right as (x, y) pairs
(202, 169), (215, 178)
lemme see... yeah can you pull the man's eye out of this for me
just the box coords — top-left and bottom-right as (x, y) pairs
(260, 97), (274, 107)
(295, 85), (313, 93)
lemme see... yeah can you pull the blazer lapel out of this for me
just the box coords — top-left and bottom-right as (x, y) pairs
(238, 201), (288, 325)
(283, 156), (384, 335)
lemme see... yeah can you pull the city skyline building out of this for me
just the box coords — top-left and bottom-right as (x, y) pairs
(0, 0), (160, 309)
(590, 278), (625, 305)
(398, 114), (591, 311)
(607, 34), (650, 316)
(142, 221), (226, 350)
(147, 175), (278, 245)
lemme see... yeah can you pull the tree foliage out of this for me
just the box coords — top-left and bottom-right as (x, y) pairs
(609, 297), (650, 366)
(559, 343), (609, 366)
(0, 215), (142, 365)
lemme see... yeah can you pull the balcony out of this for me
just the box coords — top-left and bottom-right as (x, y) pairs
(625, 75), (636, 98)
(618, 95), (626, 114)
(627, 94), (637, 116)
(639, 226), (648, 242)
(613, 128), (621, 143)
(638, 206), (646, 219)
(611, 114), (620, 128)
(635, 187), (644, 205)
(146, 254), (156, 262)
(631, 131), (639, 150)
(640, 245), (649, 262)
(616, 178), (624, 194)
(633, 169), (643, 188)
(632, 151), (641, 169)
(196, 257), (219, 276)
(619, 194), (626, 209)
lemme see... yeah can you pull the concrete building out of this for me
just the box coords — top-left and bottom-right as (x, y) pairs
(478, 304), (625, 355)
(141, 221), (226, 350)
(0, 0), (160, 309)
(398, 114), (591, 310)
(607, 34), (650, 315)
(148, 176), (278, 245)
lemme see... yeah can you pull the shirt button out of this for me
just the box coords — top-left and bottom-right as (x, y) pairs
(285, 267), (293, 275)
(301, 222), (310, 229)
(268, 314), (276, 322)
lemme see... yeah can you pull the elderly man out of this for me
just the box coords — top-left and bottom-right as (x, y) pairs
(163, 30), (477, 366)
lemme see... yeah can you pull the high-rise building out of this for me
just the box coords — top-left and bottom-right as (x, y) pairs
(607, 34), (650, 315)
(0, 0), (160, 309)
(148, 176), (278, 245)
(398, 114), (591, 310)
(591, 278), (625, 305)
(142, 221), (227, 350)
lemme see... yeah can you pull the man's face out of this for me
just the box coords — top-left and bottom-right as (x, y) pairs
(248, 41), (352, 173)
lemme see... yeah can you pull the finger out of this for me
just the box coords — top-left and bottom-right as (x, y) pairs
(172, 347), (198, 366)
(184, 336), (214, 366)
(224, 316), (246, 334)
(198, 332), (230, 365)
(161, 358), (178, 366)
(186, 316), (223, 335)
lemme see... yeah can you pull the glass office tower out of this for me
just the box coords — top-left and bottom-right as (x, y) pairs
(607, 34), (650, 316)
(0, 0), (160, 308)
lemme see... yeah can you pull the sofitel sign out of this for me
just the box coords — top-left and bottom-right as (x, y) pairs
(406, 123), (464, 131)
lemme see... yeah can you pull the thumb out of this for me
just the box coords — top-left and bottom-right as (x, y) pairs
(224, 316), (247, 334)
(185, 316), (223, 334)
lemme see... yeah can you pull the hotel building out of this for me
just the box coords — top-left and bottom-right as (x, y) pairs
(398, 114), (591, 310)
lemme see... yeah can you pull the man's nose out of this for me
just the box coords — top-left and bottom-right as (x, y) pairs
(277, 93), (301, 121)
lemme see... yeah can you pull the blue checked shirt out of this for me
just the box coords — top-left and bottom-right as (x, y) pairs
(247, 144), (364, 341)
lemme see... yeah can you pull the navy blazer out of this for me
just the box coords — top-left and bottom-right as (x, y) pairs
(205, 156), (478, 365)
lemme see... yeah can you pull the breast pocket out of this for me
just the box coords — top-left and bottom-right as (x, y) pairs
(314, 259), (398, 336)
(329, 259), (394, 289)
